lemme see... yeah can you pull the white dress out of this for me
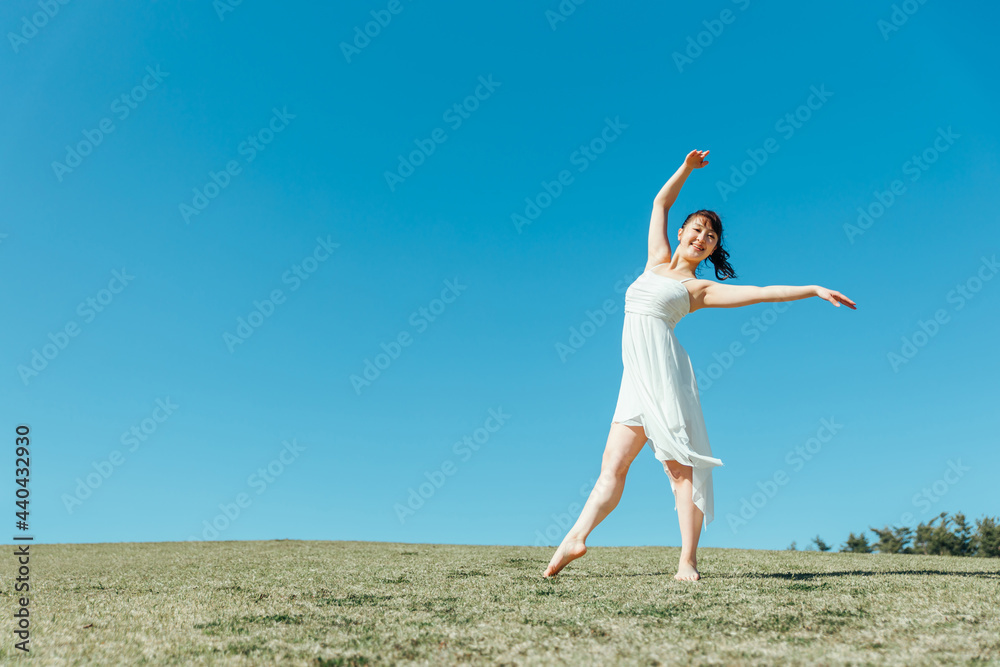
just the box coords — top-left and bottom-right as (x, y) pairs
(611, 263), (724, 530)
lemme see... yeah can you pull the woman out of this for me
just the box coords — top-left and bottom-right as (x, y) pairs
(543, 149), (856, 581)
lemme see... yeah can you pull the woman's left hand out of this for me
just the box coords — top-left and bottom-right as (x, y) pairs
(815, 286), (857, 309)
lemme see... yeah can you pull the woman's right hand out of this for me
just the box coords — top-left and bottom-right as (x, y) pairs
(685, 149), (710, 169)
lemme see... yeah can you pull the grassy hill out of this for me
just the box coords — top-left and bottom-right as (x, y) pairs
(3, 540), (998, 665)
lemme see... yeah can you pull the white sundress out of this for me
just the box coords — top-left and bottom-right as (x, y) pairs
(611, 263), (724, 530)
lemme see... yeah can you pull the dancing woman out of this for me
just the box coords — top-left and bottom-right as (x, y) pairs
(543, 149), (856, 581)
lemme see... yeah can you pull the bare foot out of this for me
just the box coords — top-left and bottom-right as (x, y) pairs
(674, 559), (700, 581)
(542, 536), (587, 578)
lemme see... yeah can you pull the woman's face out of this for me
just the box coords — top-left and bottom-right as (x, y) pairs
(678, 217), (718, 260)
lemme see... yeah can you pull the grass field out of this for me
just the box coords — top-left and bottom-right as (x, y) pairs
(3, 540), (999, 665)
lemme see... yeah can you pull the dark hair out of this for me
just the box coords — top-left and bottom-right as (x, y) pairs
(683, 210), (737, 281)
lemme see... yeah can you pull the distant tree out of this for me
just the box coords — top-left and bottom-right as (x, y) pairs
(811, 535), (832, 552)
(974, 515), (1000, 558)
(786, 541), (797, 551)
(914, 512), (957, 556)
(909, 512), (975, 557)
(870, 525), (914, 554)
(823, 513), (999, 559)
(913, 517), (934, 555)
(841, 532), (874, 553)
(952, 513), (975, 557)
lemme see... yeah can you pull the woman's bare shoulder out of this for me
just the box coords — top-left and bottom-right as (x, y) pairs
(686, 278), (726, 312)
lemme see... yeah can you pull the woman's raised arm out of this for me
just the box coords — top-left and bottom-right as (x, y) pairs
(696, 282), (856, 310)
(648, 150), (710, 265)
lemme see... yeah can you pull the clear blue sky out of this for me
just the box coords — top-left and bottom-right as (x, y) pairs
(2, 1), (997, 552)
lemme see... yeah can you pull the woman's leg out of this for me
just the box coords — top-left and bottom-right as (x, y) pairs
(542, 422), (648, 578)
(663, 460), (703, 581)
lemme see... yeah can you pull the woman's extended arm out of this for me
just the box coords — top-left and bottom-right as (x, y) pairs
(696, 283), (856, 310)
(648, 150), (710, 263)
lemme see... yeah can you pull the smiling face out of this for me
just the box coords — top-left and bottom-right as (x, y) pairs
(678, 216), (718, 260)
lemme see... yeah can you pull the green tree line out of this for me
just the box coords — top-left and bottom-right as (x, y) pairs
(787, 512), (1000, 556)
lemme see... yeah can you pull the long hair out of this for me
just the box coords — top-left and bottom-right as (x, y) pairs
(683, 210), (737, 281)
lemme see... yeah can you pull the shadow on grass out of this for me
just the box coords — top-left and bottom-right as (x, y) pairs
(566, 568), (1000, 580)
(719, 569), (1000, 580)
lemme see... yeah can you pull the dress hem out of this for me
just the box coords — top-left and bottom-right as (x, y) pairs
(610, 416), (719, 532)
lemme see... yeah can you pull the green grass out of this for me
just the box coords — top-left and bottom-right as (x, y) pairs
(3, 540), (999, 665)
